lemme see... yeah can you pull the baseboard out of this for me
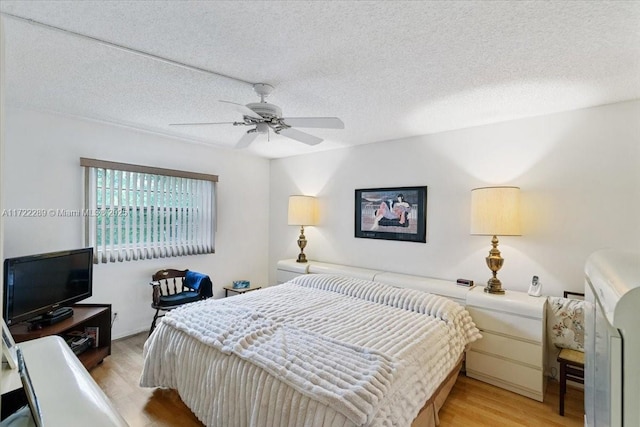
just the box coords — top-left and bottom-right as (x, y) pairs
(112, 327), (149, 341)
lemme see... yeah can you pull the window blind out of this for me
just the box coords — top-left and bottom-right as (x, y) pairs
(81, 158), (217, 263)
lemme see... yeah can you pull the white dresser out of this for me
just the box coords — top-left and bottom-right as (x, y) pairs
(465, 286), (547, 402)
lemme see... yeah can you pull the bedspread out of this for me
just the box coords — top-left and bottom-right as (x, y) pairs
(140, 274), (481, 427)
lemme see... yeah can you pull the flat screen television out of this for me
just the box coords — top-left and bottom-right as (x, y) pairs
(3, 248), (93, 326)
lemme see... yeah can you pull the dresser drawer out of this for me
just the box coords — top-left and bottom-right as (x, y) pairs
(467, 306), (543, 343)
(470, 331), (543, 368)
(467, 351), (544, 398)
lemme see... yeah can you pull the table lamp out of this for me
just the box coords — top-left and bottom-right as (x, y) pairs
(288, 195), (318, 263)
(470, 186), (521, 294)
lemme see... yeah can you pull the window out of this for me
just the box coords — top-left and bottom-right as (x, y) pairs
(81, 158), (217, 263)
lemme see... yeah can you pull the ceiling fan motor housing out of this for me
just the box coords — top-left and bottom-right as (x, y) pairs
(246, 102), (282, 119)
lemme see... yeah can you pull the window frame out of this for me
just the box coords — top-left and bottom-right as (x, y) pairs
(81, 157), (218, 263)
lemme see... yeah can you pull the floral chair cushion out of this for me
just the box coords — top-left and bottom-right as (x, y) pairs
(547, 296), (585, 352)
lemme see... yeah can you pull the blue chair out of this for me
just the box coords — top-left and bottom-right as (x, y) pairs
(148, 269), (213, 335)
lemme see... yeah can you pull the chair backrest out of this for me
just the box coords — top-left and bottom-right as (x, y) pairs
(563, 291), (585, 299)
(548, 291), (586, 352)
(151, 269), (188, 299)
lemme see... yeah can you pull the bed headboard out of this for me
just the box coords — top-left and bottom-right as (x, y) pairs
(276, 259), (469, 306)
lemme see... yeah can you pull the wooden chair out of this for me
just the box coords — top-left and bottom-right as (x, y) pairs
(557, 291), (585, 416)
(148, 269), (211, 336)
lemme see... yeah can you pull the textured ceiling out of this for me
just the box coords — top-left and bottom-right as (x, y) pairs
(1, 1), (639, 159)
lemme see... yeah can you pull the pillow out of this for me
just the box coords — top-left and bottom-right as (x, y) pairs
(547, 296), (585, 352)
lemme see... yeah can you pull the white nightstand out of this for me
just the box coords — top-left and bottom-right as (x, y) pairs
(276, 259), (309, 283)
(465, 286), (547, 402)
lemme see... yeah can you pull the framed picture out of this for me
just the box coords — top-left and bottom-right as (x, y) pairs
(2, 318), (18, 369)
(355, 186), (427, 243)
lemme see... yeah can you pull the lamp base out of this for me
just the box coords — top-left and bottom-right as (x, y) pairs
(484, 235), (505, 294)
(484, 277), (505, 294)
(296, 225), (308, 263)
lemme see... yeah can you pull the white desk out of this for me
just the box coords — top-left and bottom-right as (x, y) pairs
(1, 336), (127, 426)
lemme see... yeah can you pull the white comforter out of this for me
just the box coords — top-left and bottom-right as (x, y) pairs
(140, 274), (481, 427)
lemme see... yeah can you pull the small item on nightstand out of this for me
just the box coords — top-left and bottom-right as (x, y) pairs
(456, 278), (475, 287)
(528, 275), (542, 297)
(233, 280), (250, 289)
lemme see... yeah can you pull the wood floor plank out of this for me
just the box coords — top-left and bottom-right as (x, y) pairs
(91, 332), (584, 426)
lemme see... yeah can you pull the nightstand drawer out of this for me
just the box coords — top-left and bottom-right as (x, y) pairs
(470, 331), (543, 368)
(467, 306), (542, 342)
(466, 351), (544, 400)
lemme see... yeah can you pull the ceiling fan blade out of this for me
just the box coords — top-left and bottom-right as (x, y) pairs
(169, 122), (235, 126)
(219, 100), (263, 120)
(235, 131), (259, 149)
(278, 128), (323, 146)
(280, 117), (345, 129)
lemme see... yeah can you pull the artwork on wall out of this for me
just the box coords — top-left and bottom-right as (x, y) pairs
(354, 186), (427, 243)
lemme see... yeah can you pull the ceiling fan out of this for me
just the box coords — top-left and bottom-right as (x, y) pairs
(170, 83), (344, 148)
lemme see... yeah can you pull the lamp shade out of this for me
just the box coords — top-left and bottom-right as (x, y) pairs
(470, 186), (521, 236)
(288, 195), (318, 226)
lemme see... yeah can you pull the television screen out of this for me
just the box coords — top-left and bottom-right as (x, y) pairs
(3, 248), (93, 325)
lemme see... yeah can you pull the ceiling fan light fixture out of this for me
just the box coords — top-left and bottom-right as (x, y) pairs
(256, 123), (269, 134)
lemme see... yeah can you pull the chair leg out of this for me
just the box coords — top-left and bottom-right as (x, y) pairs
(559, 361), (566, 416)
(149, 309), (160, 336)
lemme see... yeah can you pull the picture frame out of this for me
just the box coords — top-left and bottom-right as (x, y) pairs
(355, 186), (427, 243)
(2, 318), (18, 369)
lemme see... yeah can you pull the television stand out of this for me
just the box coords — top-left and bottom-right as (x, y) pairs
(9, 304), (112, 371)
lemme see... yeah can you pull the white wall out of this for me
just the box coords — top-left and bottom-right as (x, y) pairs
(269, 100), (640, 297)
(3, 108), (271, 338)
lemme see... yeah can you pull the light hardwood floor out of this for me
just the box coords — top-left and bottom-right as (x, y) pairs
(91, 333), (584, 427)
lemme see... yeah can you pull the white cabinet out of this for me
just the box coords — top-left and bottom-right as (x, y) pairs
(465, 286), (547, 402)
(584, 249), (640, 427)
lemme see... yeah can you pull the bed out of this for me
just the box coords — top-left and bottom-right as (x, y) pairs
(140, 274), (481, 427)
